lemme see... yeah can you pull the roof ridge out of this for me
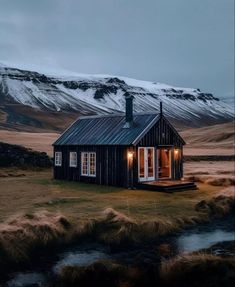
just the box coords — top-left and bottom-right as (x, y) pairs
(78, 112), (159, 119)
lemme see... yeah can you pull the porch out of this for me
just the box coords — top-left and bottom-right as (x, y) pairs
(137, 180), (197, 192)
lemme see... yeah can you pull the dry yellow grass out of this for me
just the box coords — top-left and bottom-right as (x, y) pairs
(181, 122), (235, 156)
(0, 171), (234, 278)
(0, 168), (225, 223)
(0, 211), (69, 262)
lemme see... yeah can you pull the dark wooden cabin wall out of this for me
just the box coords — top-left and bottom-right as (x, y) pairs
(135, 116), (184, 181)
(138, 116), (183, 147)
(54, 145), (129, 187)
(170, 148), (183, 180)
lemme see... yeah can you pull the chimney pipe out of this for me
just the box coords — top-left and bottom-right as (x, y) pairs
(160, 101), (163, 116)
(124, 93), (134, 128)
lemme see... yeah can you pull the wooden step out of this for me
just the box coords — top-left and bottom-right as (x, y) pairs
(137, 181), (197, 192)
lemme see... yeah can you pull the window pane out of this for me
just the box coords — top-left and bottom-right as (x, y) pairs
(70, 152), (77, 167)
(81, 153), (88, 175)
(147, 148), (154, 177)
(89, 153), (96, 176)
(55, 152), (62, 166)
(81, 152), (96, 176)
(139, 148), (145, 178)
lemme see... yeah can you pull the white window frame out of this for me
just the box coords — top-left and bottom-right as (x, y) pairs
(89, 152), (96, 177)
(81, 152), (89, 176)
(55, 152), (62, 166)
(81, 152), (96, 177)
(69, 152), (77, 167)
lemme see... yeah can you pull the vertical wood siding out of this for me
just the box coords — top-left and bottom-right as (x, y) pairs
(135, 116), (184, 182)
(54, 145), (129, 187)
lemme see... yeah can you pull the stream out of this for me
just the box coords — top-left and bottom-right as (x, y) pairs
(5, 215), (235, 287)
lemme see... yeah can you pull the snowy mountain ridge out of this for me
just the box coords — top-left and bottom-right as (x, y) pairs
(0, 64), (234, 127)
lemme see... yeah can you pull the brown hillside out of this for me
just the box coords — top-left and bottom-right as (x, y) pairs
(0, 122), (234, 157)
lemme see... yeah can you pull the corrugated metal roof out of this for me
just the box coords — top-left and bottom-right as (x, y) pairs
(53, 113), (159, 146)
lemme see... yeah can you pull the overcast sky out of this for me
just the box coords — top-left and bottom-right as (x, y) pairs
(0, 0), (234, 100)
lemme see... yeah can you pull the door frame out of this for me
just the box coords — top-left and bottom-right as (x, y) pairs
(138, 147), (155, 182)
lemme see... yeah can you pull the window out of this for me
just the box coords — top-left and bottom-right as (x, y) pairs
(55, 152), (62, 166)
(81, 152), (88, 175)
(81, 152), (96, 176)
(89, 153), (96, 176)
(69, 152), (77, 167)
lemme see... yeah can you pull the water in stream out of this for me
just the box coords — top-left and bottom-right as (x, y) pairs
(5, 215), (235, 287)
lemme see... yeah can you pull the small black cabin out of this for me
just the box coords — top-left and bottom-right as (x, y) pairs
(53, 96), (192, 191)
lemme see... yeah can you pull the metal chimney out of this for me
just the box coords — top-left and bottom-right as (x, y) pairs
(160, 101), (163, 117)
(124, 93), (134, 128)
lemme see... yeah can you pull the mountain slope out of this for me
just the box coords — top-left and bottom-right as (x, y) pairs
(0, 63), (233, 131)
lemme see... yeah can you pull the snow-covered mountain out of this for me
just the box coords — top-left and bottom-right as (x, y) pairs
(0, 63), (233, 130)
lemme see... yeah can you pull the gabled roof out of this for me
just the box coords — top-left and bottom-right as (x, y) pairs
(53, 113), (160, 146)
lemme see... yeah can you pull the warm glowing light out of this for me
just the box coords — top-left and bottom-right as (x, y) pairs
(128, 151), (134, 159)
(174, 149), (179, 155)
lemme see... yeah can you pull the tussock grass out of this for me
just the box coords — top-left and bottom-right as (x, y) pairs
(103, 208), (134, 224)
(55, 253), (235, 287)
(195, 195), (235, 217)
(160, 253), (235, 287)
(57, 260), (127, 287)
(187, 175), (235, 186)
(90, 208), (207, 245)
(93, 208), (139, 245)
(0, 194), (233, 271)
(92, 208), (198, 245)
(0, 211), (73, 280)
(0, 193), (234, 279)
(140, 218), (179, 238)
(57, 260), (151, 287)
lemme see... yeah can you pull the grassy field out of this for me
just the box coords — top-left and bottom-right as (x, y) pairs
(0, 168), (224, 223)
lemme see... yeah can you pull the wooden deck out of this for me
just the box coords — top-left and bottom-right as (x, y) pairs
(137, 180), (197, 192)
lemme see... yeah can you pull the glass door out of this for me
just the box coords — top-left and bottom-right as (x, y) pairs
(157, 148), (171, 179)
(138, 147), (155, 182)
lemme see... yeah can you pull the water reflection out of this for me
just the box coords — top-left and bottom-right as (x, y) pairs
(7, 272), (46, 287)
(177, 229), (235, 252)
(53, 249), (110, 273)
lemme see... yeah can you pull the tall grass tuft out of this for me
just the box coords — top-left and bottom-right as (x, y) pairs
(187, 175), (235, 186)
(57, 260), (127, 287)
(195, 195), (235, 217)
(0, 210), (72, 279)
(94, 208), (139, 245)
(160, 253), (235, 287)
